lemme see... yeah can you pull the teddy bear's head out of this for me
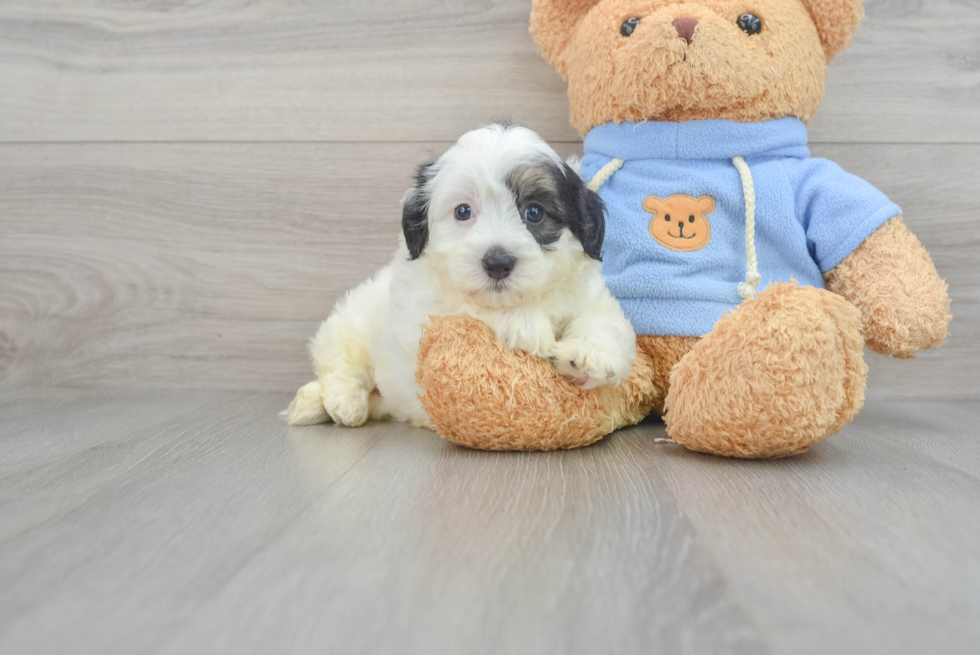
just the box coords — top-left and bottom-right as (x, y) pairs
(531, 0), (864, 136)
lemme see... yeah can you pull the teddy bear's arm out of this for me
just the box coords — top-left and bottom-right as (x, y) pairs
(823, 216), (951, 358)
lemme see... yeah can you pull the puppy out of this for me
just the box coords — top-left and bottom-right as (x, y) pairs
(286, 124), (635, 428)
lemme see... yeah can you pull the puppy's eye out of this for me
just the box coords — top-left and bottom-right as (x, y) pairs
(454, 204), (473, 221)
(620, 17), (640, 37)
(523, 204), (544, 223)
(737, 13), (762, 35)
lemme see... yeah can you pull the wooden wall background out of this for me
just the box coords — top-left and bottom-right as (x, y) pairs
(0, 0), (977, 398)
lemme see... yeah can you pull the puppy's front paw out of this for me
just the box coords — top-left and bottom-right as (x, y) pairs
(495, 311), (556, 357)
(323, 387), (370, 427)
(549, 340), (626, 390)
(410, 417), (433, 431)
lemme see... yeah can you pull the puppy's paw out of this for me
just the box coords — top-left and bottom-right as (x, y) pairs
(323, 387), (371, 427)
(286, 381), (330, 425)
(549, 340), (627, 390)
(410, 417), (433, 431)
(495, 311), (556, 357)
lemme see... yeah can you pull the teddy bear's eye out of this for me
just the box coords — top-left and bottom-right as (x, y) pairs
(664, 214), (671, 222)
(620, 17), (640, 37)
(737, 13), (762, 35)
(688, 215), (695, 223)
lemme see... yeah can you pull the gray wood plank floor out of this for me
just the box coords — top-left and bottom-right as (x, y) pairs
(1, 389), (978, 655)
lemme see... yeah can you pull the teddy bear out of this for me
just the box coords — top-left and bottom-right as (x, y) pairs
(414, 0), (951, 457)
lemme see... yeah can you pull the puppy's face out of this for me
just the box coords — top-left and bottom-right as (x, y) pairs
(401, 124), (605, 309)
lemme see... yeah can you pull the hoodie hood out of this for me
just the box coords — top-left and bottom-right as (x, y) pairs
(584, 118), (811, 162)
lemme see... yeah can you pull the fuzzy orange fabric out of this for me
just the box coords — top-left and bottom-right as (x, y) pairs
(824, 216), (952, 358)
(665, 282), (867, 458)
(416, 315), (659, 450)
(531, 0), (842, 136)
(637, 334), (699, 415)
(800, 0), (865, 61)
(417, 284), (866, 457)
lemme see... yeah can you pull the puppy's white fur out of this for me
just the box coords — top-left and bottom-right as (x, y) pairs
(287, 125), (635, 428)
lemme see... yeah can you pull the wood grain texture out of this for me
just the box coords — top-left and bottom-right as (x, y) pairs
(634, 399), (980, 655)
(1, 142), (976, 396)
(1, 389), (978, 654)
(0, 388), (767, 655)
(0, 0), (977, 144)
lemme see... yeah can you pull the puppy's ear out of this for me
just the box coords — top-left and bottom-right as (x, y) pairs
(562, 163), (605, 260)
(799, 0), (865, 61)
(530, 0), (603, 77)
(402, 160), (436, 260)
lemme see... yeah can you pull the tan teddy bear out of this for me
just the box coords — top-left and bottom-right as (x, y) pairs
(415, 0), (951, 457)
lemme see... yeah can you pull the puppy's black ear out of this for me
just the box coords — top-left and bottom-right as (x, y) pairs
(402, 160), (436, 260)
(562, 163), (605, 260)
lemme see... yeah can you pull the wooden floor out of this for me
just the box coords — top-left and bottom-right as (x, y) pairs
(1, 388), (978, 655)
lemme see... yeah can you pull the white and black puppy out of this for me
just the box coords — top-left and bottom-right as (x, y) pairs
(286, 124), (635, 428)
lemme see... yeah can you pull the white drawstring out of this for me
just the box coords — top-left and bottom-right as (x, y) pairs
(587, 158), (624, 192)
(731, 156), (762, 299)
(589, 155), (762, 301)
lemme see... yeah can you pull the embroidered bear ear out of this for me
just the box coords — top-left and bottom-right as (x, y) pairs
(642, 196), (663, 215)
(799, 0), (865, 61)
(696, 195), (717, 215)
(530, 0), (603, 77)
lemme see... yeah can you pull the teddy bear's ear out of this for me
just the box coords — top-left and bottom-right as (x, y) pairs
(696, 196), (716, 214)
(530, 0), (603, 77)
(799, 0), (866, 61)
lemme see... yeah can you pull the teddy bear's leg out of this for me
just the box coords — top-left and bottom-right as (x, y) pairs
(416, 315), (668, 451)
(637, 335), (700, 416)
(664, 282), (867, 458)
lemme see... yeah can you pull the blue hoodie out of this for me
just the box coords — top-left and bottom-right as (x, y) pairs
(580, 118), (900, 337)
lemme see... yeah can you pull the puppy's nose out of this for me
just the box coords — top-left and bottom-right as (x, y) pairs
(483, 250), (517, 280)
(672, 17), (698, 44)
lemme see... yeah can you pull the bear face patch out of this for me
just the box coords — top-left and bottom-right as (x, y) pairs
(643, 195), (715, 252)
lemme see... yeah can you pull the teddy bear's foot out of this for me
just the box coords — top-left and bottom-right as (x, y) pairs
(416, 315), (661, 451)
(664, 282), (867, 458)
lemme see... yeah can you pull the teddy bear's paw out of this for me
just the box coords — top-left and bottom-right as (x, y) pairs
(824, 216), (952, 358)
(322, 383), (371, 427)
(285, 381), (331, 426)
(664, 282), (866, 458)
(549, 339), (624, 390)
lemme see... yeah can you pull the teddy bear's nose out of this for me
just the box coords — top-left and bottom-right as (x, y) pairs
(672, 17), (698, 44)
